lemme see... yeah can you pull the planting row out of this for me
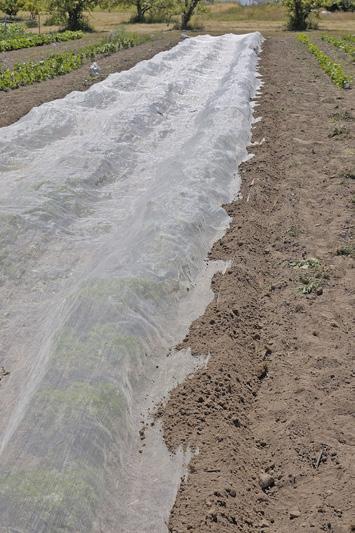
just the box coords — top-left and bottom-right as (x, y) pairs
(342, 34), (355, 44)
(321, 34), (355, 61)
(0, 23), (25, 40)
(0, 30), (84, 53)
(297, 34), (352, 89)
(0, 32), (146, 91)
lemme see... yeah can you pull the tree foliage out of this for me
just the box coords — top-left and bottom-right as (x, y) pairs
(117, 0), (203, 26)
(178, 0), (202, 29)
(0, 0), (25, 18)
(48, 0), (99, 30)
(24, 0), (47, 17)
(129, 0), (156, 22)
(283, 0), (321, 30)
(324, 0), (354, 10)
(115, 0), (169, 23)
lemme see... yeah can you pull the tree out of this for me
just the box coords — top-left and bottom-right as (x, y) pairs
(143, 0), (176, 22)
(114, 0), (156, 22)
(24, 0), (47, 32)
(118, 0), (194, 25)
(324, 0), (354, 10)
(283, 0), (321, 30)
(48, 0), (99, 30)
(179, 0), (202, 29)
(0, 0), (24, 18)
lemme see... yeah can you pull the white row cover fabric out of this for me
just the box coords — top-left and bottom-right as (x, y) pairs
(0, 32), (262, 532)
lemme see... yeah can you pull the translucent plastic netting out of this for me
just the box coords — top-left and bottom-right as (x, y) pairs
(0, 32), (262, 532)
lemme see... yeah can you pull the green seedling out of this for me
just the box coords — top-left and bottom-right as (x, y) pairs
(290, 257), (320, 269)
(287, 226), (301, 238)
(290, 257), (328, 295)
(298, 278), (322, 295)
(328, 126), (348, 138)
(336, 244), (354, 257)
(330, 111), (353, 122)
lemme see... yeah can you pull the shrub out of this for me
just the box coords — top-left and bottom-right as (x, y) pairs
(283, 0), (322, 30)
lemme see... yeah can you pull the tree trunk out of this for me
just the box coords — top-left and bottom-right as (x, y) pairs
(67, 4), (84, 30)
(135, 0), (146, 22)
(181, 0), (199, 30)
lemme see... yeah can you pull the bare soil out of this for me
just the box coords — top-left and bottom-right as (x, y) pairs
(0, 32), (180, 128)
(161, 34), (355, 532)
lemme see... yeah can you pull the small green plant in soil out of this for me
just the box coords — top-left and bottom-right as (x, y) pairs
(287, 225), (301, 238)
(336, 244), (354, 257)
(298, 279), (323, 295)
(328, 125), (349, 138)
(330, 110), (353, 122)
(290, 257), (320, 269)
(297, 34), (352, 89)
(290, 257), (329, 295)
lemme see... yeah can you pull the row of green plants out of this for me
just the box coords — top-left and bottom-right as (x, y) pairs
(0, 22), (25, 39)
(0, 29), (83, 52)
(321, 34), (355, 60)
(0, 0), (204, 31)
(342, 34), (355, 44)
(297, 34), (352, 89)
(0, 31), (146, 91)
